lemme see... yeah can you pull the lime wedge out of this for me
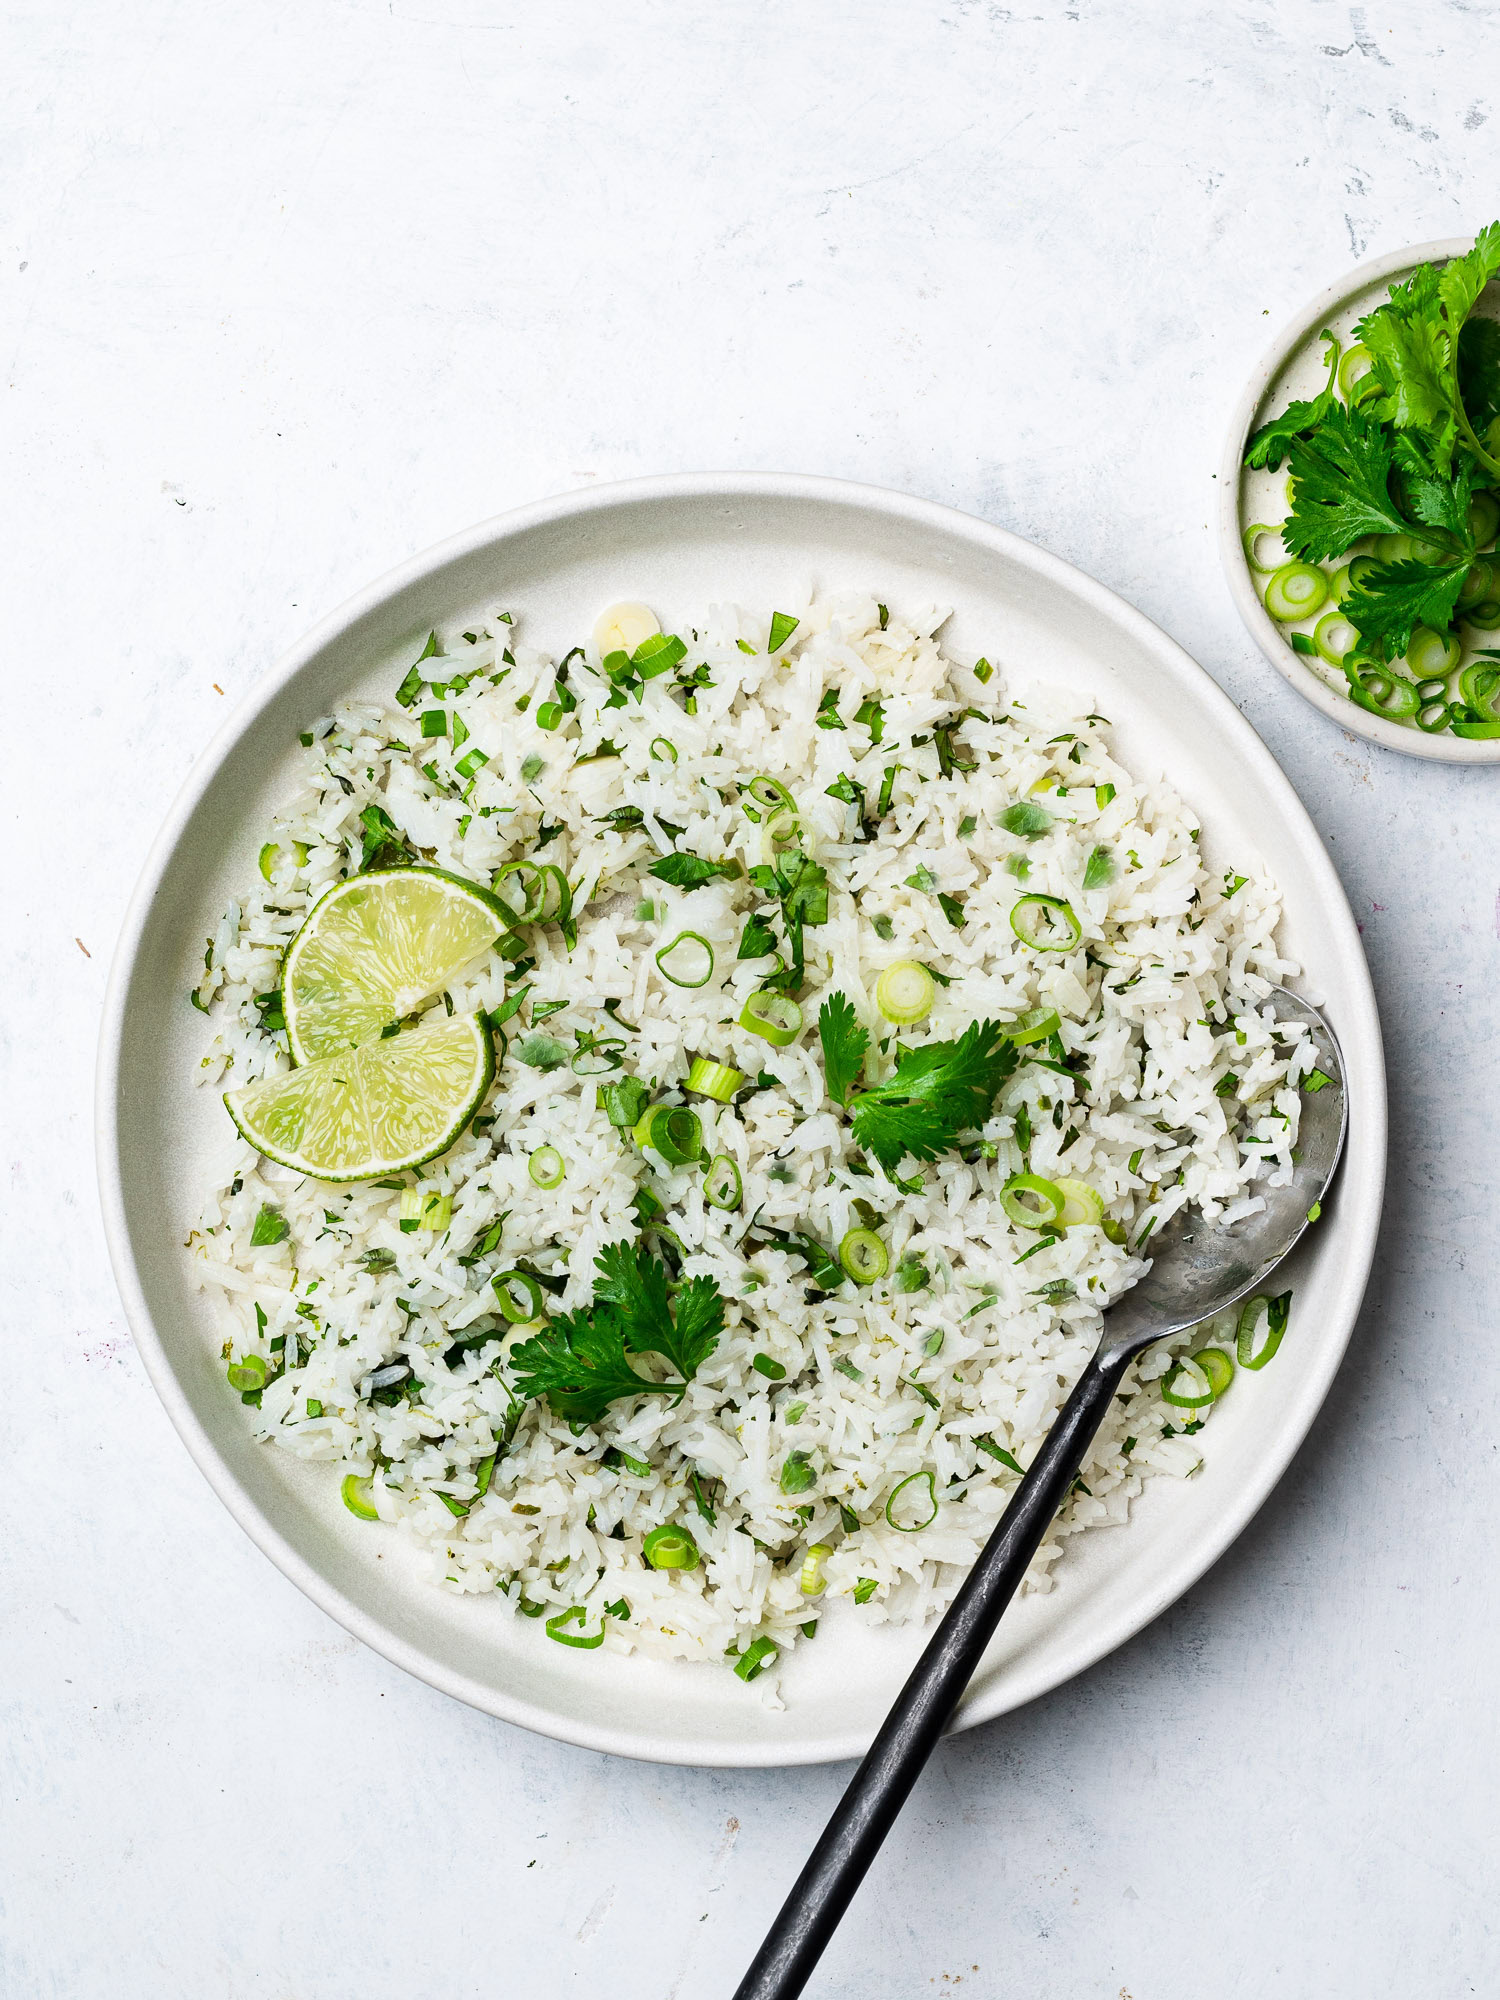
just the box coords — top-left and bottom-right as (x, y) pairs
(283, 868), (506, 1063)
(225, 1012), (494, 1180)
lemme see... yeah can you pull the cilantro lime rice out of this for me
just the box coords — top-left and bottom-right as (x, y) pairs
(188, 591), (1311, 1691)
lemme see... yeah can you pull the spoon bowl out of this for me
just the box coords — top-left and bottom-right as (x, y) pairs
(736, 986), (1347, 2000)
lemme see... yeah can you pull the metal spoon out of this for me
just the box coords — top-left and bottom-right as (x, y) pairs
(733, 987), (1347, 2000)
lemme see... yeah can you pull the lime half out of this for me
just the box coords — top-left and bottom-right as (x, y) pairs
(225, 1012), (494, 1180)
(283, 868), (506, 1064)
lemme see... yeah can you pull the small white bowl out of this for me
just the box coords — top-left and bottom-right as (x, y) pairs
(1219, 237), (1500, 764)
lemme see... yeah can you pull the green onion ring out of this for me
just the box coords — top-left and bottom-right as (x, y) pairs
(743, 774), (798, 823)
(1236, 1291), (1290, 1370)
(739, 990), (803, 1045)
(1161, 1357), (1215, 1408)
(703, 1153), (743, 1211)
(1000, 1172), (1066, 1228)
(1470, 493), (1500, 548)
(528, 1145), (565, 1188)
(545, 1604), (606, 1649)
(1406, 626), (1462, 679)
(1009, 1005), (1061, 1046)
(1464, 598), (1500, 630)
(874, 960), (934, 1025)
(798, 1543), (832, 1596)
(1264, 561), (1330, 623)
(1373, 532), (1413, 563)
(838, 1227), (889, 1285)
(1192, 1345), (1235, 1398)
(1348, 664), (1420, 720)
(633, 1103), (704, 1166)
(492, 860), (546, 923)
(642, 1524), (701, 1571)
(649, 736), (679, 763)
(1458, 558), (1493, 607)
(1337, 343), (1378, 403)
(226, 1354), (268, 1393)
(884, 1469), (938, 1532)
(535, 700), (565, 732)
(1415, 698), (1454, 734)
(1459, 661), (1500, 722)
(341, 1472), (379, 1520)
(492, 1269), (546, 1322)
(1241, 523), (1284, 574)
(1313, 610), (1358, 666)
(1055, 1176), (1103, 1228)
(686, 1057), (745, 1102)
(1009, 894), (1081, 952)
(655, 931), (715, 989)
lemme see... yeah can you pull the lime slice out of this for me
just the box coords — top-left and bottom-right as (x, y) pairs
(283, 868), (506, 1064)
(225, 1012), (494, 1180)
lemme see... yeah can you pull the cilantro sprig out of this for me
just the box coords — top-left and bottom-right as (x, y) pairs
(848, 1019), (1017, 1172)
(509, 1240), (725, 1425)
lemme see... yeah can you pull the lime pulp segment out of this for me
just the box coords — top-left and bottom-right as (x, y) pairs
(225, 1011), (494, 1181)
(283, 868), (507, 1064)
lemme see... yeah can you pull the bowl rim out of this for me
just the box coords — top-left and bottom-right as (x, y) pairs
(1217, 233), (1500, 765)
(96, 470), (1387, 1765)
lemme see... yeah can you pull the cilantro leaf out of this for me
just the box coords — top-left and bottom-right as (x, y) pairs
(509, 1306), (655, 1425)
(649, 852), (733, 889)
(1282, 403), (1408, 562)
(1459, 317), (1500, 434)
(818, 991), (869, 1107)
(592, 1239), (724, 1381)
(1244, 331), (1341, 471)
(1357, 225), (1500, 477)
(737, 912), (778, 959)
(851, 1020), (1017, 1171)
(1344, 558), (1470, 657)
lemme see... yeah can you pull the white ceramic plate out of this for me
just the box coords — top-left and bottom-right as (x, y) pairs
(97, 474), (1385, 1767)
(1219, 236), (1500, 764)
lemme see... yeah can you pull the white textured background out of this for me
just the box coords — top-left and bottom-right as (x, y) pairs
(4, 4), (1496, 1995)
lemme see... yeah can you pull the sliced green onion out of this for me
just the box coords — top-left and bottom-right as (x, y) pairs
(1236, 1291), (1290, 1370)
(257, 842), (279, 881)
(1416, 698), (1454, 733)
(572, 1036), (625, 1078)
(492, 1269), (545, 1322)
(799, 1544), (832, 1596)
(1161, 1356), (1215, 1408)
(704, 1153), (743, 1211)
(528, 1145), (565, 1188)
(874, 960), (934, 1025)
(1010, 894), (1081, 952)
(1406, 626), (1462, 679)
(398, 1188), (452, 1233)
(1009, 1006), (1060, 1046)
(546, 1605), (606, 1649)
(1325, 563), (1355, 605)
(884, 1469), (937, 1532)
(1463, 597), (1500, 630)
(492, 860), (546, 923)
(1001, 1172), (1065, 1228)
(1348, 663), (1420, 720)
(341, 1472), (379, 1520)
(686, 1057), (745, 1102)
(655, 931), (715, 988)
(649, 736), (679, 763)
(535, 701), (565, 731)
(1459, 558), (1493, 606)
(752, 1352), (785, 1379)
(1373, 532), (1413, 563)
(1459, 661), (1500, 722)
(1313, 610), (1358, 665)
(536, 865), (572, 924)
(838, 1227), (888, 1285)
(642, 1524), (700, 1571)
(1241, 523), (1284, 574)
(226, 1354), (267, 1393)
(1264, 562), (1329, 622)
(1055, 1177), (1103, 1228)
(1192, 1345), (1235, 1397)
(633, 1103), (703, 1166)
(740, 990), (803, 1045)
(745, 774), (797, 821)
(734, 1636), (778, 1682)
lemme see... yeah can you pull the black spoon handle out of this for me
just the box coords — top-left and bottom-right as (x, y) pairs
(732, 1346), (1132, 2000)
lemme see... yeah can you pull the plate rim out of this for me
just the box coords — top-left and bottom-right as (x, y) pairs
(96, 470), (1387, 1766)
(1216, 234), (1500, 764)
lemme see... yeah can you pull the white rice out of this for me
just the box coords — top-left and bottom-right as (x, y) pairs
(188, 591), (1306, 1691)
